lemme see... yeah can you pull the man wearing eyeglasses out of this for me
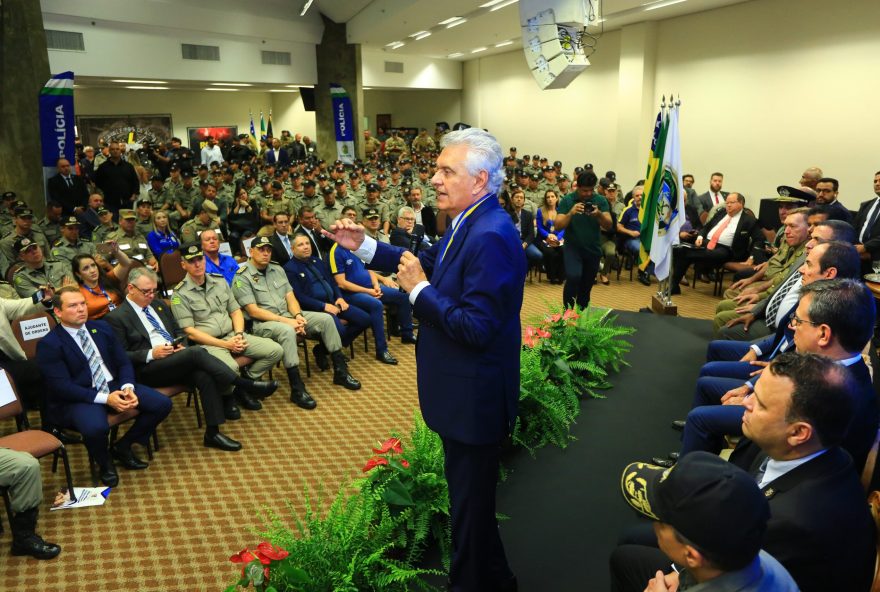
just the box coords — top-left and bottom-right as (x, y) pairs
(652, 243), (871, 470)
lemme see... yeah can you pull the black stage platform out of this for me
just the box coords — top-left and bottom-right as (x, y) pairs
(424, 310), (714, 591)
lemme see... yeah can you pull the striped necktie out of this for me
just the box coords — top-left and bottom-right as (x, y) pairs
(78, 328), (109, 396)
(765, 272), (801, 329)
(143, 306), (174, 342)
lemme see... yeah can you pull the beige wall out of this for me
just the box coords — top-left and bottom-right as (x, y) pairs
(73, 87), (316, 146)
(362, 89), (462, 134)
(463, 0), (880, 208)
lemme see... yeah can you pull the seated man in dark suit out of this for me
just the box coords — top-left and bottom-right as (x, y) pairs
(670, 193), (761, 294)
(611, 351), (876, 592)
(36, 286), (173, 487)
(509, 189), (542, 267)
(389, 206), (432, 253)
(406, 186), (437, 239)
(268, 212), (294, 266)
(47, 157), (89, 216)
(282, 234), (384, 362)
(105, 267), (277, 452)
(854, 170), (880, 272)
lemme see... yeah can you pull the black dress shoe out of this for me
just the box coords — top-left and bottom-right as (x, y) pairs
(290, 389), (317, 410)
(223, 398), (242, 420)
(45, 427), (82, 445)
(376, 350), (398, 365)
(203, 432), (243, 452)
(111, 445), (149, 470)
(401, 335), (417, 345)
(234, 388), (262, 411)
(671, 419), (686, 431)
(11, 535), (61, 560)
(669, 452), (680, 460)
(241, 380), (278, 399)
(333, 369), (361, 390)
(100, 465), (119, 487)
(651, 456), (676, 468)
(670, 285), (682, 295)
(638, 271), (651, 286)
(313, 343), (330, 371)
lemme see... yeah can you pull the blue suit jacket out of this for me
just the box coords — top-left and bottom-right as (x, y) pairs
(369, 197), (527, 445)
(283, 256), (341, 312)
(36, 320), (136, 410)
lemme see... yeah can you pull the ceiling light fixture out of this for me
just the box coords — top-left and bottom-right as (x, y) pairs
(414, 32), (432, 41)
(205, 88), (239, 92)
(439, 16), (463, 25)
(480, 0), (508, 7)
(388, 41), (405, 49)
(494, 40), (514, 47)
(446, 18), (467, 29)
(644, 0), (686, 10)
(447, 52), (464, 58)
(112, 79), (167, 84)
(471, 47), (488, 53)
(409, 31), (429, 38)
(300, 0), (314, 16)
(124, 86), (169, 90)
(211, 82), (252, 87)
(269, 89), (297, 92)
(490, 0), (518, 11)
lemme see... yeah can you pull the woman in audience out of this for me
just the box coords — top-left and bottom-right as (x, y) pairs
(536, 190), (565, 284)
(71, 249), (131, 320)
(147, 210), (179, 257)
(135, 165), (151, 200)
(227, 186), (261, 251)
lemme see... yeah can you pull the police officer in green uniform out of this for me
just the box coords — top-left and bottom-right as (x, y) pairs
(315, 186), (344, 230)
(384, 129), (407, 163)
(109, 210), (157, 269)
(232, 236), (361, 408)
(415, 167), (437, 208)
(12, 238), (71, 298)
(299, 180), (321, 211)
(51, 216), (97, 267)
(147, 175), (172, 211)
(170, 243), (284, 412)
(0, 191), (18, 234)
(180, 200), (222, 245)
(134, 199), (155, 237)
(171, 171), (200, 229)
(92, 207), (119, 244)
(261, 181), (296, 225)
(348, 175), (366, 203)
(0, 207), (53, 270)
(36, 202), (64, 246)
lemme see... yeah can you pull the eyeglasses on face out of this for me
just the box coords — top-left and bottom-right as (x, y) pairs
(788, 312), (818, 327)
(131, 284), (158, 296)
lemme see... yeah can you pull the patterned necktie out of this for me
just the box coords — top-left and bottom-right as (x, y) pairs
(707, 216), (731, 250)
(78, 328), (109, 396)
(143, 306), (174, 342)
(281, 234), (292, 257)
(765, 272), (801, 329)
(755, 456), (771, 488)
(860, 199), (880, 243)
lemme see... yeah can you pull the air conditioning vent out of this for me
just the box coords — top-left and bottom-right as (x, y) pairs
(384, 61), (404, 74)
(46, 30), (85, 51)
(262, 50), (292, 65)
(182, 43), (220, 61)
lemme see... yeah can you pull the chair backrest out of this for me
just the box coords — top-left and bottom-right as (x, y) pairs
(5, 262), (23, 284)
(11, 311), (57, 360)
(159, 251), (185, 291)
(867, 490), (880, 591)
(0, 369), (24, 422)
(118, 258), (145, 288)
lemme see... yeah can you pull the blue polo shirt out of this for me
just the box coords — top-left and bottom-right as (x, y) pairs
(205, 252), (239, 285)
(620, 204), (642, 233)
(329, 243), (372, 288)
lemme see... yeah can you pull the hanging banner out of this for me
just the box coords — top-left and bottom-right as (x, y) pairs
(39, 71), (76, 167)
(330, 84), (355, 164)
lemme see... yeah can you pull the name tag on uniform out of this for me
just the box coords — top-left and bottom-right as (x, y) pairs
(139, 243), (147, 249)
(133, 254), (144, 260)
(119, 244), (130, 250)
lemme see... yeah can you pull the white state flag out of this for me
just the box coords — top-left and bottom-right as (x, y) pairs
(648, 105), (685, 280)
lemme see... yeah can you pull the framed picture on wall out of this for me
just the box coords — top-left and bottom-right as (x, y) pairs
(77, 114), (173, 148)
(187, 126), (239, 152)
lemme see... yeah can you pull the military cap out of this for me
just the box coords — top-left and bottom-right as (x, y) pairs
(224, 167), (234, 175)
(366, 183), (380, 193)
(522, 155), (531, 161)
(776, 185), (816, 202)
(290, 172), (300, 179)
(2, 191), (17, 200)
(599, 177), (612, 189)
(169, 164), (180, 171)
(303, 179), (316, 188)
(181, 170), (193, 179)
(418, 167), (429, 174)
(377, 174), (387, 181)
(96, 207), (111, 216)
(62, 215), (80, 226)
(251, 235), (273, 249)
(363, 207), (381, 219)
(260, 177), (271, 185)
(543, 166), (554, 172)
(605, 170), (616, 182)
(179, 243), (203, 260)
(119, 209), (137, 219)
(554, 161), (562, 168)
(136, 198), (153, 207)
(334, 179), (345, 186)
(317, 174), (327, 181)
(198, 164), (208, 171)
(271, 181), (283, 190)
(13, 236), (38, 252)
(584, 163), (594, 170)
(151, 174), (163, 182)
(201, 200), (219, 216)
(391, 167), (400, 174)
(14, 207), (34, 218)
(510, 147), (517, 152)
(199, 179), (213, 187)
(529, 173), (540, 181)
(321, 185), (335, 195)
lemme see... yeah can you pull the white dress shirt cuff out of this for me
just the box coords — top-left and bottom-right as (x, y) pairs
(94, 391), (109, 405)
(409, 281), (430, 305)
(120, 383), (134, 392)
(750, 344), (762, 356)
(353, 235), (378, 264)
(146, 350), (154, 363)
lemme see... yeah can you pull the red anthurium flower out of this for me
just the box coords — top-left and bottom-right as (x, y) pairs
(562, 309), (580, 320)
(536, 328), (551, 339)
(548, 313), (562, 323)
(230, 548), (255, 564)
(256, 542), (289, 561)
(264, 566), (271, 580)
(372, 437), (403, 455)
(362, 456), (389, 472)
(400, 457), (410, 468)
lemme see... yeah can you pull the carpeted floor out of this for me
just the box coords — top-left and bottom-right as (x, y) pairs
(0, 271), (722, 591)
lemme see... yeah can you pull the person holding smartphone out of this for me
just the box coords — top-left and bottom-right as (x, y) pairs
(554, 171), (613, 308)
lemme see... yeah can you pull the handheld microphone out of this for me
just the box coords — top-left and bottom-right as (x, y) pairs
(400, 230), (423, 293)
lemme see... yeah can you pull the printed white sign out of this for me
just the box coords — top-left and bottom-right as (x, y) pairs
(20, 317), (50, 341)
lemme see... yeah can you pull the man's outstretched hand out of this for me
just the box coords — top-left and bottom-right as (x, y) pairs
(324, 218), (366, 251)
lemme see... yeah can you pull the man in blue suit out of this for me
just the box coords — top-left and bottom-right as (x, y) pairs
(36, 286), (172, 487)
(328, 128), (526, 592)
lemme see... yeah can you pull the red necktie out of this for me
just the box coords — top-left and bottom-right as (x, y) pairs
(707, 216), (731, 250)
